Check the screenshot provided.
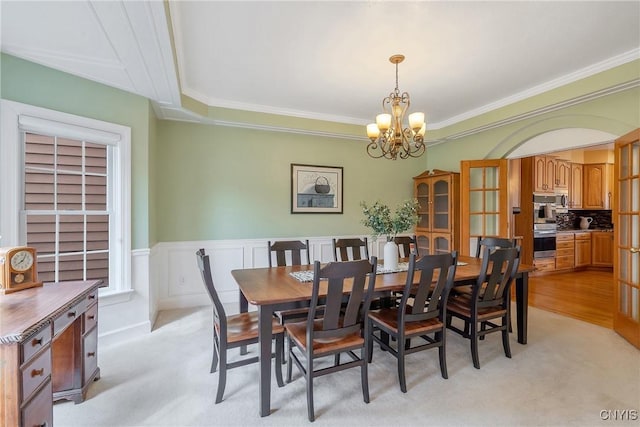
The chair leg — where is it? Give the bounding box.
[361,346,370,403]
[480,322,486,340]
[438,330,448,379]
[367,319,374,363]
[275,333,284,387]
[286,335,293,383]
[470,322,481,369]
[306,359,315,422]
[502,316,512,359]
[334,353,341,366]
[397,336,407,393]
[215,347,227,403]
[211,333,219,373]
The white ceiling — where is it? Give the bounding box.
[2,1,639,130]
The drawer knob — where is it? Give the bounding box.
[87,351,96,357]
[88,315,95,320]
[88,294,96,300]
[68,311,77,318]
[31,337,43,347]
[31,368,44,377]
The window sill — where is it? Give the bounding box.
[98,289,135,306]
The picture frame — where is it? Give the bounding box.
[291,164,343,214]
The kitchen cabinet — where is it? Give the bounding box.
[569,163,583,208]
[555,159,570,191]
[555,233,575,270]
[574,232,592,267]
[533,257,555,273]
[533,155,557,193]
[591,231,614,266]
[583,163,613,209]
[414,170,460,255]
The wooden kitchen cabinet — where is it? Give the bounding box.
[583,163,613,209]
[533,155,557,193]
[592,231,614,266]
[569,163,583,208]
[574,232,592,267]
[555,233,575,270]
[414,170,460,255]
[555,159,570,191]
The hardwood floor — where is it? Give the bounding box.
[527,269,614,329]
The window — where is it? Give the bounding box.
[1,100,131,297]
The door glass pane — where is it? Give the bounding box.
[470,168,483,189]
[632,287,639,321]
[470,214,483,235]
[434,179,448,195]
[620,249,628,281]
[434,213,448,229]
[485,214,499,235]
[434,236,449,254]
[619,283,628,315]
[417,183,429,197]
[633,215,639,248]
[620,216,629,246]
[470,191,483,212]
[633,178,639,211]
[485,167,499,187]
[620,144,629,177]
[485,190,499,211]
[620,180,629,211]
[633,142,639,175]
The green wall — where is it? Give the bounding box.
[1,53,152,249]
[155,121,426,241]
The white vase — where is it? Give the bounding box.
[383,241,399,270]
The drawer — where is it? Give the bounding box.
[556,247,574,257]
[22,379,53,427]
[53,299,86,335]
[21,326,52,364]
[556,241,574,250]
[21,346,51,402]
[83,326,98,382]
[84,303,98,333]
[575,233,591,240]
[85,288,98,305]
[556,233,574,242]
[534,258,555,271]
[556,256,575,269]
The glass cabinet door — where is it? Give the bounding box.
[432,178,450,231]
[416,182,431,231]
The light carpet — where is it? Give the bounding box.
[54,305,639,426]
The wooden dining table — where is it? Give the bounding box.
[231,255,533,417]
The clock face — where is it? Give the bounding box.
[11,250,34,272]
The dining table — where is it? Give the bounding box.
[231,254,533,417]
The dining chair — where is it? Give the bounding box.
[196,249,284,403]
[332,237,369,261]
[285,257,378,422]
[475,236,515,258]
[367,252,457,393]
[394,235,419,258]
[446,246,521,369]
[267,240,316,325]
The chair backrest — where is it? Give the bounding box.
[475,236,515,258]
[394,235,419,258]
[400,252,457,324]
[268,240,310,267]
[307,258,377,344]
[196,248,226,329]
[474,246,521,308]
[332,237,369,261]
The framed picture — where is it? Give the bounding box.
[291,164,343,214]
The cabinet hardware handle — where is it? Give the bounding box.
[68,311,76,318]
[631,247,640,254]
[87,352,96,357]
[31,337,43,347]
[88,315,95,320]
[88,294,96,300]
[31,368,44,377]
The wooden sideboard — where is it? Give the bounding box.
[0,280,102,426]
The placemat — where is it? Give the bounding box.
[289,262,410,283]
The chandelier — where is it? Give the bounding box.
[366,54,426,160]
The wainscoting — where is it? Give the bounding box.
[152,236,391,313]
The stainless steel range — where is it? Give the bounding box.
[533,223,557,258]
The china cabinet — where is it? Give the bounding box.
[413,170,460,255]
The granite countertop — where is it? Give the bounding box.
[557,229,614,233]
